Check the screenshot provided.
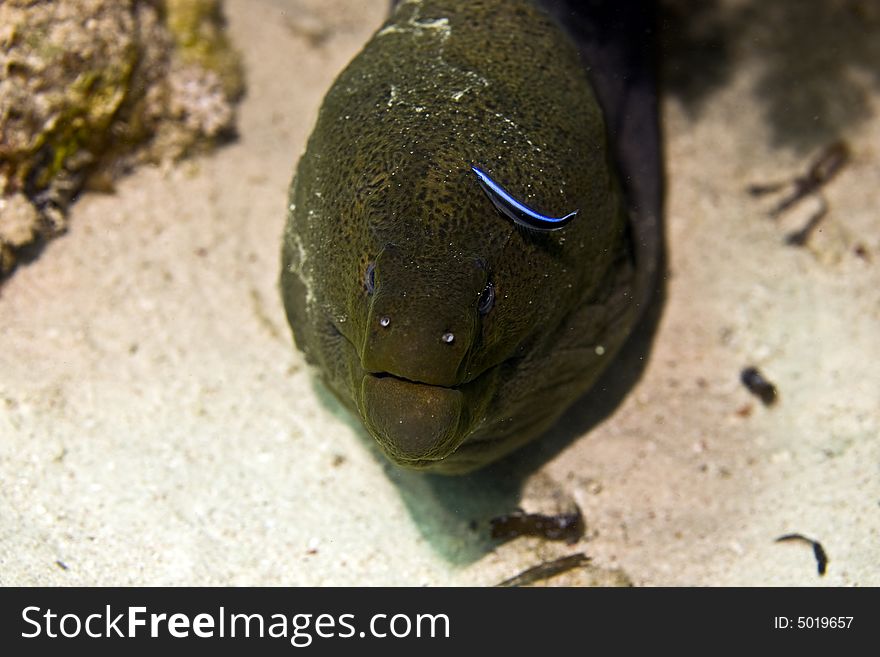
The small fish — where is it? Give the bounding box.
[281,0,662,473]
[471,166,578,231]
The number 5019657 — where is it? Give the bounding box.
[774,617,853,629]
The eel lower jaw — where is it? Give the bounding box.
[358,372,468,465]
[334,325,502,467]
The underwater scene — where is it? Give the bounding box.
[1,0,878,586]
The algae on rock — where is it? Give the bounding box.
[0,0,244,276]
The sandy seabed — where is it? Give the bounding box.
[1,0,878,586]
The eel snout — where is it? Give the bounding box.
[360,299,474,388]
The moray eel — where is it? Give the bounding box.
[281,0,662,474]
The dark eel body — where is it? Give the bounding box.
[281,0,662,474]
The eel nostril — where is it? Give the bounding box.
[441,332,455,344]
[379,315,391,328]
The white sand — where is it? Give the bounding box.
[1,0,877,586]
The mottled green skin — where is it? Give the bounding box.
[281,0,637,474]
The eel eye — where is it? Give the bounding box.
[477,281,495,315]
[364,263,376,295]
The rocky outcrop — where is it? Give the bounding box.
[0,0,244,276]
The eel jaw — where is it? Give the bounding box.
[359,373,467,467]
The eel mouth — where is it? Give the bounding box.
[359,373,466,466]
[333,321,503,467]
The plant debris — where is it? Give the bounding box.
[775,533,828,576]
[490,505,585,544]
[740,366,778,406]
[748,140,850,247]
[496,552,591,587]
